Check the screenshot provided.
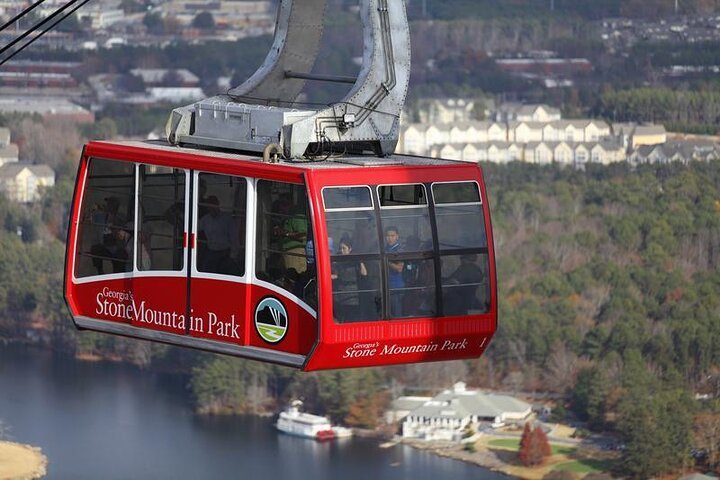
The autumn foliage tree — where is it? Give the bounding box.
[344,391,390,429]
[519,423,552,467]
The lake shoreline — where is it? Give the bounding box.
[400,438,514,477]
[0,441,47,480]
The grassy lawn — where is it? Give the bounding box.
[487,439,576,456]
[553,459,616,474]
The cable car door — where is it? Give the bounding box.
[69,159,190,337]
[129,164,190,336]
[186,171,250,346]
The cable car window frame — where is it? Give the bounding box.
[432,180,491,316]
[321,185,374,211]
[377,183,437,320]
[431,180,487,251]
[136,164,189,274]
[323,185,383,323]
[73,157,137,282]
[191,171,249,282]
[431,180,483,206]
[253,179,317,310]
[377,184,428,209]
[73,158,192,283]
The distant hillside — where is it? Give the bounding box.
[486,161,720,381]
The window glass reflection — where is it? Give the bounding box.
[75,158,135,278]
[196,173,246,276]
[441,254,490,315]
[256,180,315,306]
[138,165,186,272]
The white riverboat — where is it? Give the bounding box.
[276,401,352,440]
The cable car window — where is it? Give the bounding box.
[378,184,433,252]
[138,165,186,272]
[379,184,436,319]
[196,173,246,276]
[331,255,382,323]
[388,256,437,318]
[432,182,481,204]
[74,158,135,278]
[432,182,487,250]
[256,180,315,302]
[324,186,382,322]
[379,184,427,207]
[322,186,373,210]
[324,187,378,255]
[441,253,490,315]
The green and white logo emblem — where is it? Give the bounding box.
[255,297,288,344]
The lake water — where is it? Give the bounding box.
[0,343,510,479]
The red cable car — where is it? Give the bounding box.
[64,0,498,369]
[64,140,497,370]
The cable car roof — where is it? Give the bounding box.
[87,140,474,171]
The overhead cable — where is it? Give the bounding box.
[0,0,49,33]
[0,0,90,67]
[0,0,82,58]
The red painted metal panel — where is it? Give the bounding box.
[64,153,90,318]
[188,278,248,344]
[71,277,187,335]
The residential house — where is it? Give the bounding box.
[399,124,429,155]
[399,382,532,441]
[0,163,55,203]
[574,143,590,165]
[629,139,720,165]
[487,122,506,142]
[449,122,484,144]
[0,127,20,166]
[491,103,561,123]
[0,143,19,166]
[433,144,464,161]
[425,125,451,150]
[386,396,431,424]
[613,122,667,149]
[398,108,618,165]
[416,98,478,124]
[597,138,628,164]
[508,121,544,143]
[400,122,504,154]
[525,141,554,164]
[551,141,574,164]
[551,120,610,143]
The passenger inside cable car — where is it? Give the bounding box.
[321,181,491,324]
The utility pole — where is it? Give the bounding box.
[675,0,679,14]
[550,0,554,11]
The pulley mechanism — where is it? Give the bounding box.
[165,0,411,158]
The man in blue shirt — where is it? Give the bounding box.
[385,226,404,317]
